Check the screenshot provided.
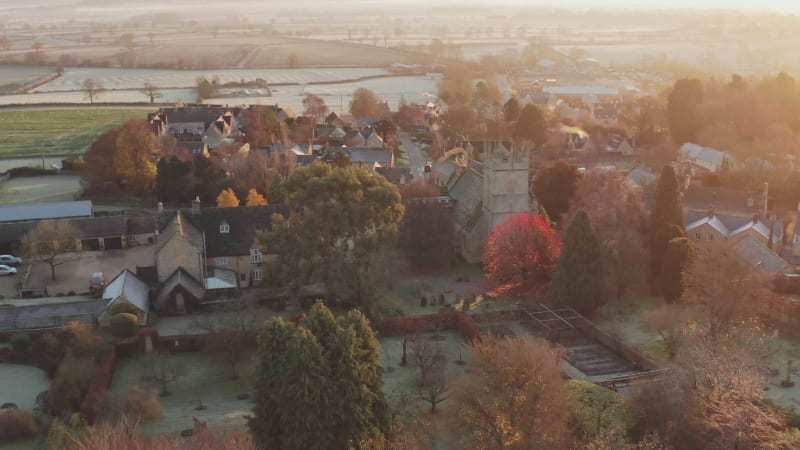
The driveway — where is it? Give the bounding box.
[23,244,156,296]
[399,132,427,179]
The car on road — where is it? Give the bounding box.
[0,265,17,276]
[424,161,433,173]
[0,255,22,267]
[89,272,105,296]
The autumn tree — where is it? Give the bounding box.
[350,87,384,118]
[241,106,280,148]
[533,160,580,227]
[513,103,547,146]
[442,105,481,140]
[140,82,161,104]
[216,188,240,207]
[250,303,390,449]
[680,247,767,341]
[245,188,268,206]
[660,237,693,303]
[563,169,649,300]
[482,213,561,297]
[438,63,472,105]
[643,305,693,358]
[667,78,704,144]
[20,219,77,281]
[447,336,574,450]
[503,96,520,122]
[113,119,157,195]
[398,180,452,267]
[82,78,105,104]
[81,128,120,187]
[549,210,606,313]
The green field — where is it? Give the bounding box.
[0,108,151,157]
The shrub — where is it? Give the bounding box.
[109,386,164,422]
[111,301,140,317]
[0,409,39,442]
[10,334,31,356]
[48,356,95,415]
[110,313,139,339]
[67,291,76,296]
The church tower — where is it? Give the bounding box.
[482,140,531,231]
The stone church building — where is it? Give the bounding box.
[446,141,533,262]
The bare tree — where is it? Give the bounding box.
[82,78,105,105]
[20,219,77,281]
[418,365,448,413]
[140,82,162,104]
[145,352,186,397]
[409,333,440,386]
[643,305,694,359]
[193,300,259,380]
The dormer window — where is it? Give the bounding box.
[220,222,230,234]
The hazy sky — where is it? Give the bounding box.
[486,0,800,13]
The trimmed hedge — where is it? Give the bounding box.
[79,346,117,425]
[379,311,480,342]
[109,313,138,339]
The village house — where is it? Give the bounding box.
[678,142,734,174]
[684,209,789,273]
[605,133,634,155]
[592,102,619,126]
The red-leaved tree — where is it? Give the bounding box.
[482,213,561,297]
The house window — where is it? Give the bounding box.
[707,233,713,241]
[252,270,263,281]
[694,232,701,240]
[706,248,712,254]
[220,223,230,234]
[215,257,228,266]
[240,273,247,282]
[250,248,263,263]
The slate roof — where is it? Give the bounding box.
[156,268,205,307]
[162,106,233,125]
[375,167,412,185]
[0,299,106,332]
[449,168,484,230]
[182,205,289,258]
[685,210,783,241]
[156,212,204,254]
[434,160,458,180]
[733,235,790,274]
[625,168,657,187]
[0,214,157,244]
[346,148,393,165]
[680,143,727,168]
[0,200,92,222]
[102,269,150,313]
[682,186,762,214]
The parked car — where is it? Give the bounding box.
[89,272,105,296]
[0,265,17,276]
[0,255,22,267]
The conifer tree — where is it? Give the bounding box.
[661,237,693,303]
[651,165,683,232]
[250,303,389,449]
[548,210,606,313]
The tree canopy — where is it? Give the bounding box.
[349,88,384,118]
[549,210,606,313]
[667,78,704,144]
[661,237,693,303]
[250,302,389,449]
[482,213,561,296]
[513,103,547,145]
[216,188,240,208]
[245,188,268,206]
[112,119,158,195]
[533,160,580,227]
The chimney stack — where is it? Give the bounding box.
[191,196,201,214]
[157,202,164,214]
[753,212,760,224]
[707,206,714,218]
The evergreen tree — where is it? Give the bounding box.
[250,303,389,450]
[651,165,683,232]
[513,103,547,146]
[661,237,694,303]
[267,175,287,204]
[651,224,686,278]
[549,210,606,313]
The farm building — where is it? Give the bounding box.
[97,270,151,327]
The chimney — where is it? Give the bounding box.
[707,206,714,218]
[157,202,164,214]
[191,196,201,214]
[753,212,760,224]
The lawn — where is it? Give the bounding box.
[108,352,254,435]
[0,108,150,157]
[0,364,49,411]
[593,296,667,362]
[0,174,81,204]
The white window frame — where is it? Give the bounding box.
[694,232,701,240]
[707,233,713,241]
[252,270,263,281]
[250,248,263,263]
[220,223,230,234]
[215,257,228,266]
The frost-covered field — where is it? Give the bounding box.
[32,67,389,92]
[0,364,49,411]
